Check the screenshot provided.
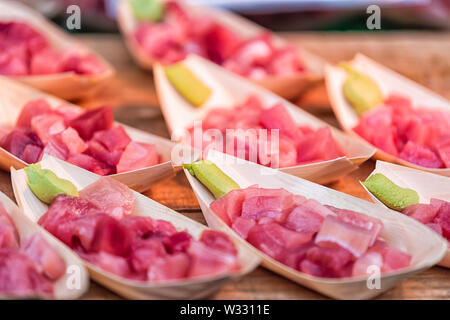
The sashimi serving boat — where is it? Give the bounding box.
[183,150,447,299]
[0,191,89,299]
[326,53,450,176]
[0,77,175,192]
[154,55,375,185]
[361,161,450,268]
[117,0,324,99]
[11,155,260,300]
[0,0,114,100]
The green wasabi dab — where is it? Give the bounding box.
[340,62,383,116]
[25,163,78,204]
[363,173,419,211]
[165,63,211,107]
[131,0,165,22]
[183,160,240,199]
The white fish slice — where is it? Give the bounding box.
[117,0,325,100]
[154,54,375,185]
[0,76,175,192]
[361,160,450,268]
[10,155,260,300]
[183,149,447,299]
[0,0,115,100]
[325,53,450,176]
[0,191,89,300]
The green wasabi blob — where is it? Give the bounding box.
[131,0,165,22]
[165,63,212,107]
[363,173,419,211]
[25,163,78,204]
[183,160,240,199]
[340,62,383,116]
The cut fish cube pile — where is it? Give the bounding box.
[210,185,411,278]
[0,22,104,76]
[38,177,241,282]
[134,1,304,78]
[0,203,66,298]
[0,99,161,175]
[354,94,450,168]
[402,198,450,241]
[188,95,345,168]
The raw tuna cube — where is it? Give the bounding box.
[21,234,66,280]
[81,251,131,278]
[0,203,19,249]
[231,217,256,239]
[369,240,412,272]
[306,245,354,272]
[59,127,87,155]
[210,186,257,225]
[352,251,383,277]
[226,33,274,71]
[315,215,373,257]
[335,209,383,246]
[272,135,297,168]
[187,241,239,278]
[259,103,298,139]
[69,106,113,140]
[433,200,450,240]
[268,47,303,76]
[66,153,113,176]
[1,129,39,159]
[91,126,131,153]
[31,114,66,144]
[402,203,439,224]
[153,220,177,238]
[436,135,450,168]
[200,230,237,255]
[202,22,240,64]
[55,104,84,125]
[148,253,190,282]
[241,191,295,223]
[201,108,234,131]
[89,214,131,256]
[63,53,105,75]
[129,238,167,274]
[163,231,192,254]
[247,223,312,260]
[21,144,42,164]
[399,141,443,168]
[16,99,52,128]
[30,48,64,75]
[299,259,329,278]
[41,135,69,161]
[283,203,324,235]
[87,140,124,167]
[120,216,155,240]
[0,250,53,297]
[79,177,135,219]
[296,127,344,163]
[116,141,160,173]
[281,241,313,270]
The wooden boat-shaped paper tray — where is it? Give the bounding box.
[0,77,175,192]
[184,150,447,299]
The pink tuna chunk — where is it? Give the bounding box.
[335,209,383,246]
[283,203,324,235]
[31,114,66,144]
[402,203,439,224]
[0,203,19,250]
[116,141,160,173]
[147,253,190,282]
[232,217,256,239]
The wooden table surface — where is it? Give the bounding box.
[2,32,449,300]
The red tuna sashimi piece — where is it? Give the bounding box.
[41,135,69,161]
[402,203,439,224]
[129,238,167,274]
[147,253,190,282]
[296,127,344,163]
[0,250,53,297]
[69,106,113,140]
[1,129,42,159]
[241,190,296,223]
[335,209,383,246]
[38,195,101,234]
[433,200,450,240]
[399,141,443,168]
[87,140,124,167]
[201,22,240,64]
[210,187,253,225]
[315,215,373,257]
[61,52,105,75]
[259,103,298,139]
[79,177,135,219]
[31,114,66,144]
[81,251,131,278]
[369,240,411,272]
[163,231,192,254]
[21,144,42,163]
[200,230,237,256]
[0,203,19,250]
[116,141,160,173]
[91,126,131,153]
[120,216,155,240]
[0,44,28,76]
[54,105,84,125]
[16,99,52,128]
[352,251,383,277]
[283,203,324,235]
[30,48,64,75]
[247,223,312,260]
[59,127,87,155]
[268,47,303,76]
[66,153,113,176]
[153,220,177,238]
[21,234,66,280]
[231,217,256,239]
[306,245,354,272]
[187,241,239,278]
[201,108,234,131]
[271,135,297,168]
[436,135,450,168]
